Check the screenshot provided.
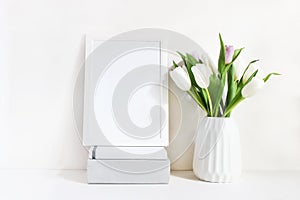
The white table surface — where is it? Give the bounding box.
[0,169,299,200]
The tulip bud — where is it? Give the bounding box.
[170,67,191,91]
[225,45,234,64]
[191,64,212,89]
[241,77,264,98]
[190,51,199,61]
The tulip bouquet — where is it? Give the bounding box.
[170,34,279,117]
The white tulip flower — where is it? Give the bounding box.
[170,66,191,91]
[191,64,212,89]
[241,77,264,98]
[242,64,264,84]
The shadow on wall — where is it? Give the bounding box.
[167,80,205,170]
[71,36,89,167]
[58,170,87,184]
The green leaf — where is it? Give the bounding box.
[231,48,244,63]
[177,51,187,66]
[244,69,258,85]
[178,52,195,85]
[208,74,225,117]
[223,63,232,73]
[198,88,209,114]
[263,72,281,82]
[223,93,245,117]
[224,48,244,67]
[225,64,237,116]
[223,61,264,117]
[172,61,178,68]
[235,69,258,97]
[186,53,198,66]
[239,59,259,83]
[199,88,208,106]
[185,61,199,90]
[188,87,208,114]
[224,74,252,116]
[220,99,225,113]
[218,33,226,75]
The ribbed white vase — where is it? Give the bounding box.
[193,117,241,183]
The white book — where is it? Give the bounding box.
[89,146,168,160]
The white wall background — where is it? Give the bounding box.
[0,0,299,170]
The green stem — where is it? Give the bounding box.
[220,99,225,113]
[187,90,208,114]
[192,87,206,108]
[194,86,208,112]
[213,75,226,117]
[222,96,245,117]
[225,65,236,117]
[204,88,213,116]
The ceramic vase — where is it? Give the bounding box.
[193,117,241,183]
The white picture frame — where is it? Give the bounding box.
[83,35,169,147]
